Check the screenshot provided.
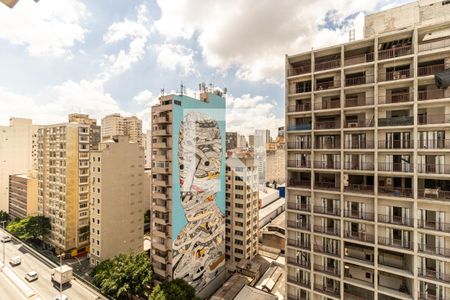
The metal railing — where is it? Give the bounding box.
[287,220,310,230]
[344,210,375,221]
[287,238,310,250]
[379,69,412,81]
[344,140,374,149]
[315,59,340,71]
[315,181,340,191]
[314,225,340,236]
[417,189,450,201]
[378,92,413,104]
[288,124,312,131]
[314,264,340,277]
[314,284,340,296]
[344,119,374,128]
[418,219,450,233]
[378,139,413,149]
[314,244,340,256]
[419,37,450,52]
[287,276,310,288]
[314,100,340,110]
[287,202,310,212]
[417,164,450,174]
[418,268,450,283]
[418,89,446,101]
[314,205,340,216]
[315,80,341,91]
[344,52,374,66]
[344,184,374,194]
[378,236,413,250]
[378,186,413,198]
[287,141,312,150]
[288,160,311,168]
[315,120,340,130]
[378,45,413,60]
[378,214,414,227]
[418,64,445,76]
[418,292,450,300]
[345,75,374,87]
[378,162,413,173]
[287,65,311,76]
[344,231,375,243]
[288,179,311,189]
[344,162,374,171]
[345,96,374,108]
[287,103,311,113]
[315,140,340,149]
[313,160,340,169]
[378,116,413,127]
[287,256,310,269]
[418,114,450,125]
[418,244,450,258]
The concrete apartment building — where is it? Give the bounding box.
[285,1,450,300]
[266,136,286,184]
[255,129,271,185]
[89,136,145,266]
[227,132,238,150]
[101,113,143,146]
[37,115,99,256]
[8,171,38,219]
[0,118,40,212]
[150,91,226,297]
[225,152,259,263]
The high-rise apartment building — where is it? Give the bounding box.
[37,115,99,256]
[225,151,259,263]
[0,118,40,212]
[150,91,226,297]
[101,114,143,146]
[285,1,450,299]
[255,129,271,185]
[237,134,247,149]
[8,171,38,219]
[89,136,145,266]
[226,132,238,150]
[266,139,286,184]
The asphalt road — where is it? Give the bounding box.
[0,229,104,300]
[0,270,26,300]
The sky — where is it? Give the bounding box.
[0,0,414,137]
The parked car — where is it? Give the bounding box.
[0,235,11,243]
[25,271,38,282]
[53,295,69,300]
[9,256,21,266]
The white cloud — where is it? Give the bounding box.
[133,89,156,105]
[0,0,88,57]
[155,0,409,83]
[155,43,197,75]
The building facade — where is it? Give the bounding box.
[8,171,38,219]
[101,113,143,146]
[225,152,259,263]
[89,136,145,265]
[150,91,226,295]
[285,1,450,300]
[227,132,238,150]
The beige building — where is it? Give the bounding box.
[37,115,99,256]
[266,137,286,184]
[226,152,260,263]
[285,1,450,300]
[8,171,38,219]
[0,118,40,212]
[89,136,145,265]
[101,113,143,146]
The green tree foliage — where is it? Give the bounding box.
[0,211,10,223]
[92,252,153,299]
[149,279,198,300]
[144,210,151,224]
[7,216,51,241]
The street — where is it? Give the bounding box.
[0,229,104,300]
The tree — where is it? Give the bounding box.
[6,216,51,241]
[0,211,9,224]
[149,279,198,300]
[92,252,153,299]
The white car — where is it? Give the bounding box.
[9,256,21,266]
[25,271,38,282]
[53,295,70,300]
[0,235,11,243]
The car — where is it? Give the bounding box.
[53,295,69,300]
[9,256,21,266]
[25,271,38,282]
[0,235,11,243]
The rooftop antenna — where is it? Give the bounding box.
[180,82,186,96]
[160,88,165,96]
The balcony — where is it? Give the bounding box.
[418,89,446,101]
[344,140,374,149]
[313,160,340,170]
[344,162,374,171]
[418,244,450,258]
[379,69,412,82]
[417,164,450,175]
[287,220,310,231]
[344,119,374,128]
[315,181,340,191]
[418,293,450,300]
[378,186,413,198]
[287,276,310,289]
[315,58,340,72]
[378,139,413,150]
[287,238,310,250]
[378,93,413,104]
[344,184,374,194]
[378,236,413,250]
[315,140,340,150]
[345,96,374,108]
[418,219,450,233]
[314,264,340,277]
[287,202,310,212]
[314,225,340,236]
[314,283,340,298]
[418,268,450,284]
[378,116,413,127]
[418,64,445,76]
[314,244,340,256]
[378,214,414,227]
[344,231,375,243]
[378,45,413,60]
[344,52,374,66]
[315,80,341,91]
[287,256,310,269]
[288,160,311,168]
[288,64,311,76]
[344,210,375,221]
[288,179,311,189]
[419,37,450,52]
[417,188,450,202]
[345,74,374,87]
[288,103,311,113]
[288,123,312,131]
[153,129,168,136]
[418,114,450,125]
[378,162,413,173]
[314,99,340,110]
[314,205,340,216]
[315,120,340,130]
[287,141,311,150]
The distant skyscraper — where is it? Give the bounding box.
[226,132,238,150]
[236,134,247,149]
[248,135,255,148]
[254,129,270,185]
[101,113,143,146]
[278,126,285,137]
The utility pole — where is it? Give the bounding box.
[58,253,63,298]
[1,221,6,267]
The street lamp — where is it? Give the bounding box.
[0,220,6,268]
[57,253,64,299]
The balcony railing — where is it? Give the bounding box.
[344,119,374,128]
[344,52,374,66]
[417,164,450,174]
[418,64,446,76]
[418,292,450,300]
[288,124,312,131]
[344,184,374,194]
[379,69,412,81]
[344,140,374,149]
[314,100,340,110]
[314,205,340,216]
[289,86,312,94]
[378,140,413,149]
[378,162,413,173]
[287,103,311,113]
[315,181,340,191]
[378,214,414,227]
[378,93,413,104]
[418,244,450,258]
[287,276,310,288]
[315,141,340,149]
[314,244,340,256]
[314,264,340,277]
[418,114,450,125]
[344,210,375,221]
[378,116,413,127]
[344,291,368,300]
[287,238,310,250]
[287,202,310,212]
[288,160,311,168]
[418,219,450,233]
[418,89,446,101]
[418,268,450,283]
[315,80,341,91]
[344,162,374,171]
[287,141,311,150]
[378,45,413,60]
[345,75,374,87]
[287,220,310,231]
[287,256,310,269]
[378,186,413,198]
[315,59,340,72]
[378,236,413,250]
[288,65,311,76]
[344,231,375,243]
[417,189,450,201]
[315,120,340,130]
[314,284,340,297]
[313,161,340,169]
[314,225,340,236]
[419,38,450,52]
[345,96,374,108]
[288,179,311,189]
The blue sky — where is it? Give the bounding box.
[0,0,413,136]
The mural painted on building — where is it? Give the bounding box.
[172,111,225,290]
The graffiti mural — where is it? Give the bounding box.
[172,111,225,290]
